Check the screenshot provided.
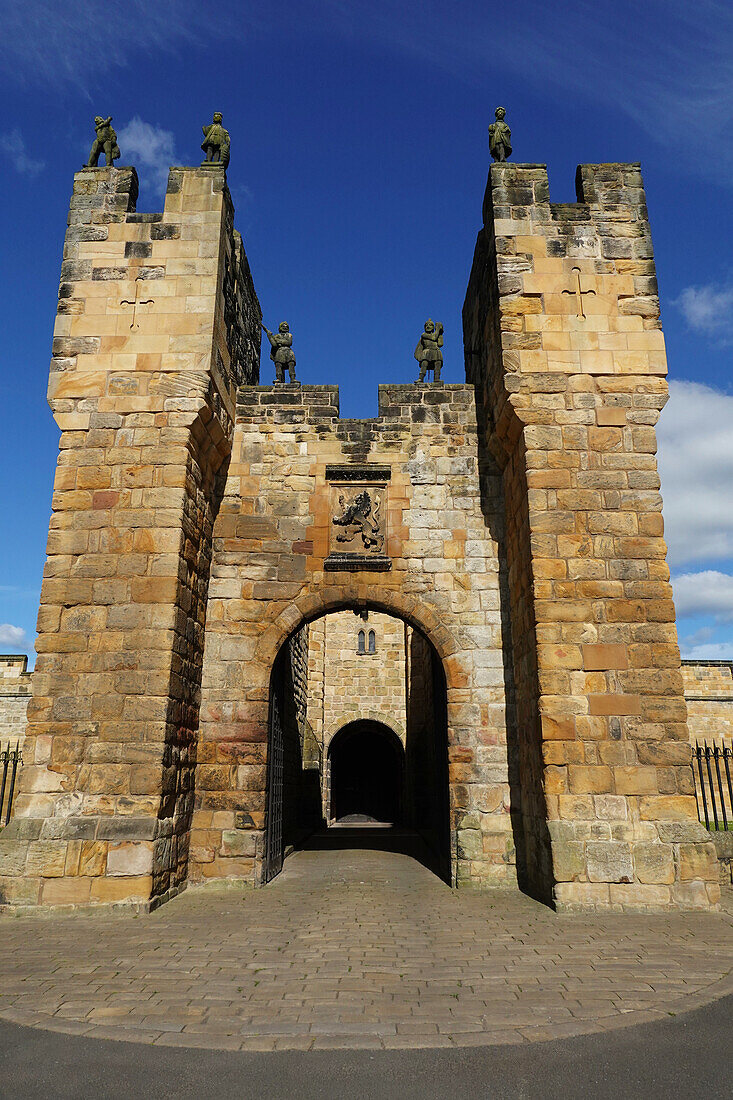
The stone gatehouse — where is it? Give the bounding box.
[0,156,720,912]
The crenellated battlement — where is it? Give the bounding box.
[235,383,476,430]
[51,165,261,433]
[466,161,666,447]
[483,162,649,227]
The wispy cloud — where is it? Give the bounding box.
[0,624,28,650]
[1,0,240,87]
[0,130,45,177]
[657,380,733,566]
[675,282,733,345]
[318,0,733,175]
[7,0,733,182]
[116,118,177,194]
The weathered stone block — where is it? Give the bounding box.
[586,841,633,883]
[678,843,718,882]
[633,843,674,884]
[106,842,153,877]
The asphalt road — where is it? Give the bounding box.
[1,994,731,1099]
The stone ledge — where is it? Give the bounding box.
[323,555,392,572]
[325,465,391,482]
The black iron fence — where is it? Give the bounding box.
[0,742,22,826]
[693,740,733,831]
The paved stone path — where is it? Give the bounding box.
[0,839,731,1051]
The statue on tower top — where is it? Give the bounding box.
[489,106,512,163]
[414,319,444,382]
[201,112,230,169]
[85,116,120,168]
[261,320,297,384]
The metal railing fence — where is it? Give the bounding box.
[0,742,22,826]
[693,740,733,831]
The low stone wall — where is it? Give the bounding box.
[712,832,733,886]
[0,655,32,752]
[682,660,733,747]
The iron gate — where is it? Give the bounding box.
[263,683,284,884]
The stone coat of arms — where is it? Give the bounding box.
[332,489,384,553]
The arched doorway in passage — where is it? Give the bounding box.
[262,604,452,886]
[328,720,404,825]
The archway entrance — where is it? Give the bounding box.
[328,720,404,824]
[263,606,451,885]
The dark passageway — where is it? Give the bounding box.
[329,720,404,824]
[264,608,452,886]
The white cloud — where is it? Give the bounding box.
[672,571,733,623]
[680,642,733,661]
[675,282,733,344]
[116,118,177,193]
[657,381,733,567]
[0,624,28,650]
[0,130,45,177]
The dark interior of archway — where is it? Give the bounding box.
[330,721,403,824]
[264,609,451,885]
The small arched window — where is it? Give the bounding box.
[368,630,376,654]
[357,630,366,654]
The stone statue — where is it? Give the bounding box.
[85,116,120,168]
[261,321,297,383]
[489,106,512,163]
[414,319,444,382]
[201,112,230,169]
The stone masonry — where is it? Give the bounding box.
[682,660,733,747]
[463,161,719,909]
[307,611,408,748]
[191,381,511,890]
[307,610,408,820]
[0,155,720,911]
[0,165,261,908]
[0,656,32,752]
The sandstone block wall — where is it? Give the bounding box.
[0,165,261,908]
[405,625,452,879]
[464,162,719,909]
[0,656,32,753]
[195,382,513,890]
[307,610,408,821]
[307,611,407,747]
[682,661,733,748]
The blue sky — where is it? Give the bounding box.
[1,1,733,665]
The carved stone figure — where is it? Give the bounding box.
[85,116,120,168]
[414,319,444,382]
[261,321,297,383]
[333,490,384,552]
[489,106,512,162]
[201,112,230,169]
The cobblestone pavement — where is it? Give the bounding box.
[0,837,731,1051]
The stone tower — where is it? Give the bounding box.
[0,165,261,906]
[0,155,719,912]
[463,162,719,909]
